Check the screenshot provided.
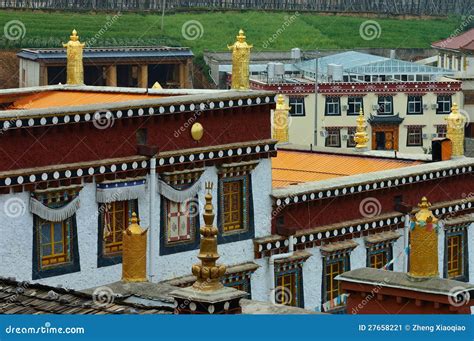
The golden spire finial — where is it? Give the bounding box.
[228,29,252,90]
[354,108,369,150]
[122,212,148,282]
[63,29,85,85]
[273,94,291,143]
[446,102,465,157]
[152,81,163,89]
[408,197,439,280]
[191,182,226,291]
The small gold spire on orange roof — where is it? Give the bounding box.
[354,108,369,150]
[63,29,85,85]
[122,212,148,282]
[228,29,252,90]
[152,81,163,89]
[446,102,465,157]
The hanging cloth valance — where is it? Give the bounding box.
[157,179,201,202]
[30,196,80,222]
[96,179,146,203]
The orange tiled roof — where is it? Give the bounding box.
[272,150,422,188]
[8,91,163,110]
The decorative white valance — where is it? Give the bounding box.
[30,196,80,222]
[96,179,146,203]
[157,179,201,203]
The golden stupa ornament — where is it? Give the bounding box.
[228,29,252,90]
[63,29,85,85]
[446,103,465,157]
[272,94,291,143]
[354,108,369,150]
[408,197,440,280]
[191,182,226,291]
[122,212,148,282]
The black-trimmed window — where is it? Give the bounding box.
[436,125,447,138]
[289,97,305,116]
[407,126,423,146]
[437,95,452,114]
[377,96,393,115]
[444,226,468,282]
[407,95,423,115]
[98,199,138,267]
[322,254,350,312]
[218,174,254,244]
[32,191,81,280]
[367,244,393,270]
[325,97,341,116]
[347,97,363,115]
[274,265,304,308]
[160,193,200,256]
[325,128,341,148]
[346,127,356,148]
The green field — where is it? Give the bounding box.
[0,10,464,55]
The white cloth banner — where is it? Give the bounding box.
[96,181,146,203]
[29,196,80,222]
[157,179,201,202]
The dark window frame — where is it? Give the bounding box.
[274,265,304,308]
[347,97,364,115]
[321,253,350,312]
[289,97,305,117]
[407,95,423,115]
[437,95,452,114]
[406,126,423,147]
[217,174,254,245]
[377,95,393,115]
[325,96,341,116]
[444,227,469,282]
[366,244,393,270]
[346,127,357,148]
[32,214,80,280]
[325,128,341,148]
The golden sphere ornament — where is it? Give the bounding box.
[191,122,204,141]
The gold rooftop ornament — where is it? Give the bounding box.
[228,29,252,90]
[408,197,440,280]
[63,29,85,85]
[122,212,148,282]
[272,94,291,143]
[446,103,465,157]
[354,108,369,150]
[191,182,227,291]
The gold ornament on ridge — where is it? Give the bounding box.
[63,29,85,85]
[228,29,252,90]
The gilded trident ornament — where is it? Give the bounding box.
[446,103,465,157]
[228,29,252,90]
[354,108,369,149]
[63,29,85,85]
[191,182,226,291]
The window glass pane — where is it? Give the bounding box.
[41,223,51,243]
[42,244,52,257]
[53,222,63,242]
[54,243,64,254]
